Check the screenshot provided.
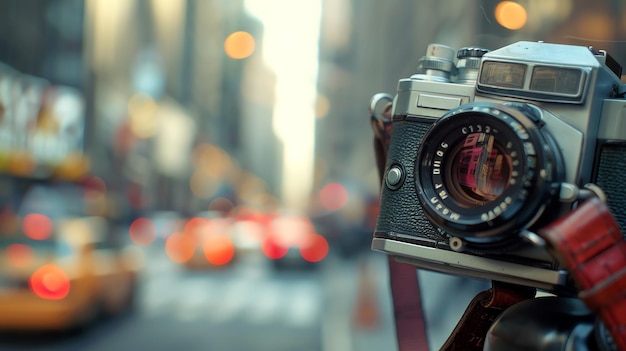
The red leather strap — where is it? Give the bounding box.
[539,197,626,350]
[388,256,429,351]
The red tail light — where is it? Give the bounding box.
[29,264,71,300]
[203,236,235,265]
[262,236,288,260]
[300,234,329,262]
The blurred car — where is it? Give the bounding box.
[263,212,329,270]
[0,215,141,331]
[0,181,142,332]
[173,211,237,270]
[166,209,330,270]
[231,208,272,258]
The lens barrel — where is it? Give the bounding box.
[415,102,563,249]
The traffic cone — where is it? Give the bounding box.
[352,258,380,331]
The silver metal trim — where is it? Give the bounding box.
[372,238,570,291]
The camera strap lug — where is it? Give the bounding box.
[520,230,546,247]
[369,93,394,143]
[558,182,607,203]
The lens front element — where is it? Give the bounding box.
[451,131,513,205]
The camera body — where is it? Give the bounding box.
[372,41,626,293]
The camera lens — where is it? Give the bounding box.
[416,102,563,247]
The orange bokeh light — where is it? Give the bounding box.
[203,236,235,266]
[320,183,349,211]
[224,31,255,59]
[22,213,53,240]
[165,232,195,263]
[29,264,71,300]
[128,217,157,246]
[184,217,212,237]
[495,1,527,30]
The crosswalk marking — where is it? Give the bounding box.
[246,282,283,324]
[136,248,326,328]
[174,279,220,321]
[205,279,252,323]
[139,269,322,328]
[284,281,321,327]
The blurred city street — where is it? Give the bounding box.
[0,1,625,351]
[0,246,397,351]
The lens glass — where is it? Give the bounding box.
[447,132,512,206]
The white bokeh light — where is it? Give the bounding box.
[244,0,322,210]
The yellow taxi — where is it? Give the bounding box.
[0,210,142,331]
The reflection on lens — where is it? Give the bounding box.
[450,132,512,205]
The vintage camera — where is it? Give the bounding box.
[371,41,626,293]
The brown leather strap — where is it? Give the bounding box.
[440,281,536,351]
[372,101,429,351]
[539,197,626,350]
[371,104,393,178]
[388,256,429,351]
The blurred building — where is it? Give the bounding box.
[0,1,85,88]
[83,0,268,216]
